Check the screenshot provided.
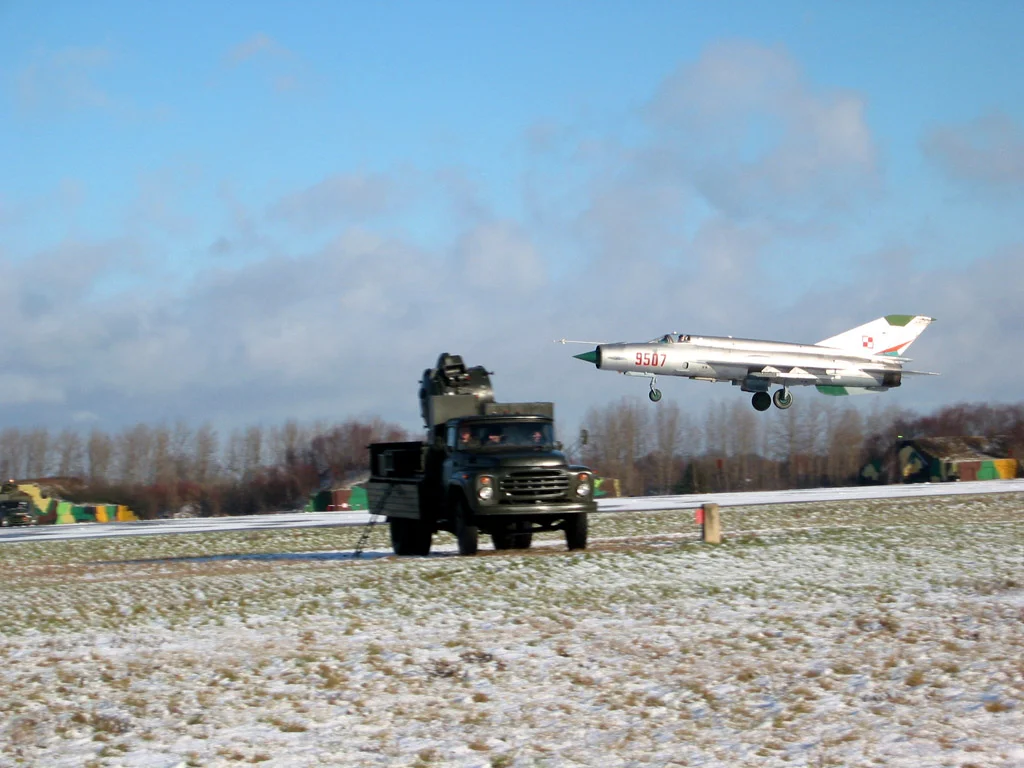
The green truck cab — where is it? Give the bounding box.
[0,482,36,527]
[367,353,596,556]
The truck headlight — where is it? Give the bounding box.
[575,473,591,497]
[477,476,494,501]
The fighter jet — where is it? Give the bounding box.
[561,315,937,411]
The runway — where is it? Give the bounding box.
[3,478,1023,544]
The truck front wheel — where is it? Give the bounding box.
[454,497,479,555]
[564,513,588,551]
[491,520,533,551]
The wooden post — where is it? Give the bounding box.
[702,503,721,544]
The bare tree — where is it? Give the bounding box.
[169,421,194,481]
[268,420,306,467]
[223,429,244,480]
[652,401,683,494]
[826,405,865,485]
[725,400,761,489]
[0,428,26,480]
[54,429,86,477]
[580,398,651,495]
[243,425,264,477]
[117,424,153,485]
[193,423,219,483]
[87,429,114,484]
[150,424,176,486]
[24,428,51,478]
[704,401,727,460]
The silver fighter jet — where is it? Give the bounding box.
[562,315,937,411]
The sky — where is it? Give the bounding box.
[2,1,1024,437]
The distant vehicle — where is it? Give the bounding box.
[367,353,597,556]
[563,315,937,411]
[0,482,37,527]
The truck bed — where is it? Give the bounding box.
[368,441,428,520]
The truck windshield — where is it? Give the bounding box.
[459,422,554,449]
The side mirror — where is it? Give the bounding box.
[555,441,564,451]
[579,428,589,447]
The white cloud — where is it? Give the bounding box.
[647,41,878,216]
[220,33,313,96]
[923,111,1024,187]
[224,34,289,67]
[457,222,547,294]
[268,172,411,231]
[0,374,65,406]
[576,176,690,266]
[15,46,114,113]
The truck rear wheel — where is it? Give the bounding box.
[564,513,588,550]
[454,497,478,556]
[390,518,433,556]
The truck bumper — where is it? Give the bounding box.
[472,501,596,517]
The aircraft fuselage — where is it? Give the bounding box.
[594,335,903,391]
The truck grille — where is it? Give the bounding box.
[500,469,568,501]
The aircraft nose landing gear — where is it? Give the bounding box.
[649,377,662,402]
[773,388,793,410]
[751,391,771,411]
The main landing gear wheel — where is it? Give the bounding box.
[751,391,771,411]
[773,388,793,410]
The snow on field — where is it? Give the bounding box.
[1,495,1022,767]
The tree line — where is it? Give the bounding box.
[0,419,408,518]
[577,399,1024,496]
[2,400,1020,517]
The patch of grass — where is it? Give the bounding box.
[904,669,926,687]
[984,700,1013,713]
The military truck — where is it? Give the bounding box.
[367,353,597,556]
[0,482,37,527]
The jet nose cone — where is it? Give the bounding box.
[573,350,598,365]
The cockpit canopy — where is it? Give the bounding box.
[649,333,691,344]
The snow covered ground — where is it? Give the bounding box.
[1,493,1022,767]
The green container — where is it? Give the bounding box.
[348,487,368,510]
[56,501,75,525]
[72,505,96,522]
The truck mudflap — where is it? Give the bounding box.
[366,479,420,520]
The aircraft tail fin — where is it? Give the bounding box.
[816,315,935,357]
